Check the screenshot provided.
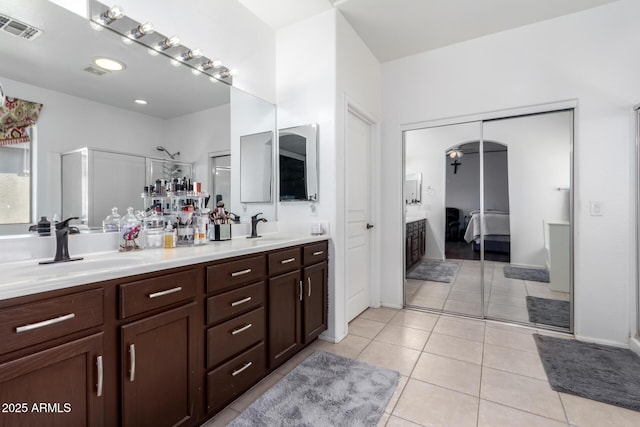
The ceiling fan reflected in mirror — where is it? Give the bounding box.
[446,148,464,159]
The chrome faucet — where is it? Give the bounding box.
[39,217,84,264]
[248,213,267,238]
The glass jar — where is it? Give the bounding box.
[143,211,164,249]
[120,207,142,251]
[102,207,121,233]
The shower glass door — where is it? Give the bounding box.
[404,109,573,331]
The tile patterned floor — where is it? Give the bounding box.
[203,307,640,427]
[406,260,570,324]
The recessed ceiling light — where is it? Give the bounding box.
[92,57,126,71]
[134,99,148,105]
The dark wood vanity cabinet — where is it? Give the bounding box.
[0,289,105,427]
[0,239,328,426]
[406,219,426,268]
[118,268,199,427]
[204,254,268,414]
[268,241,328,369]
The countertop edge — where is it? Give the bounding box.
[0,234,329,301]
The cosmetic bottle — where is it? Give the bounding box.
[164,224,176,248]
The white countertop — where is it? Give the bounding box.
[0,233,329,301]
[406,216,427,224]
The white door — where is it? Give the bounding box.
[346,109,372,321]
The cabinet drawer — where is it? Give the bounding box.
[207,307,265,368]
[207,255,266,294]
[0,288,103,354]
[207,342,266,413]
[207,281,265,325]
[303,241,328,265]
[119,269,197,319]
[268,247,302,276]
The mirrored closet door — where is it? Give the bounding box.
[404,109,573,331]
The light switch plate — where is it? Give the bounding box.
[589,201,604,216]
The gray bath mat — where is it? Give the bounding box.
[534,334,640,411]
[526,296,570,328]
[504,265,549,282]
[407,259,459,283]
[228,351,400,426]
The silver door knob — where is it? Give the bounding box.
[366,223,374,229]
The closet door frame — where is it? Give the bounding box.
[401,100,575,332]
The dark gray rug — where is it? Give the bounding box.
[504,265,549,282]
[534,334,640,411]
[407,259,459,283]
[526,296,570,328]
[228,351,400,426]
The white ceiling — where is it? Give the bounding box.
[238,0,621,62]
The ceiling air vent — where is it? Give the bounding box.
[0,13,43,41]
[83,65,108,76]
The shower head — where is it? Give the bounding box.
[156,146,180,160]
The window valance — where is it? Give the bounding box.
[0,97,43,146]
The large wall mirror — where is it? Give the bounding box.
[0,0,276,234]
[404,109,573,332]
[278,124,319,202]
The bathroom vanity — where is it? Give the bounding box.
[0,234,328,427]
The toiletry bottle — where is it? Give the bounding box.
[164,224,176,248]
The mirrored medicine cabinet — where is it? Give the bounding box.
[278,124,319,202]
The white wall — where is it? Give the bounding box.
[276,10,339,338]
[335,11,383,324]
[113,0,276,103]
[230,88,277,222]
[164,103,230,206]
[381,0,640,346]
[275,9,381,341]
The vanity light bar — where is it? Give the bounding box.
[88,0,234,85]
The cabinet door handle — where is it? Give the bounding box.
[231,361,253,377]
[280,257,296,264]
[15,313,76,333]
[299,281,303,302]
[312,251,324,256]
[231,268,252,277]
[149,286,182,299]
[129,344,136,382]
[231,323,252,335]
[231,296,252,307]
[308,277,312,297]
[96,355,104,397]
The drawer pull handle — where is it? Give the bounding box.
[96,355,104,397]
[129,344,136,382]
[299,281,303,302]
[231,323,253,335]
[231,296,252,307]
[312,251,324,256]
[231,361,253,377]
[280,257,296,264]
[15,313,75,333]
[308,277,312,297]
[231,268,252,277]
[149,286,182,299]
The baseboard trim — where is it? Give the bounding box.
[629,336,640,356]
[574,334,628,349]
